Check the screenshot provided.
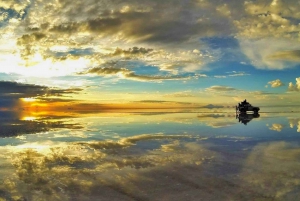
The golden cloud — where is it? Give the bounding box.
[268,79,285,88]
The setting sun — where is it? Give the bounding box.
[21,98,36,102]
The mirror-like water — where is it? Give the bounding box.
[0,109,299,200]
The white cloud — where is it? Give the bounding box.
[234,0,300,40]
[0,0,233,79]
[205,85,237,93]
[214,75,226,78]
[0,0,299,80]
[288,77,300,91]
[239,38,300,70]
[268,79,285,88]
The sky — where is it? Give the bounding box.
[1,0,300,111]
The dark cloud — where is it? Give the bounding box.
[79,67,190,82]
[109,47,153,57]
[87,11,226,43]
[16,32,47,59]
[43,0,231,44]
[268,50,300,62]
[0,81,83,99]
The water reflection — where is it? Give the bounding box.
[197,113,237,128]
[0,111,83,137]
[289,118,300,132]
[236,113,260,125]
[0,110,299,200]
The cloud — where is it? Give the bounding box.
[79,67,191,82]
[0,0,29,13]
[43,0,231,44]
[228,71,250,77]
[233,0,300,70]
[288,77,300,91]
[214,75,226,78]
[108,47,153,57]
[234,1,300,40]
[0,81,82,99]
[0,81,83,111]
[1,0,300,83]
[268,79,285,88]
[213,71,250,78]
[0,0,232,78]
[268,50,300,62]
[239,38,300,70]
[205,85,237,93]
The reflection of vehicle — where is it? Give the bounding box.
[236,99,260,114]
[236,113,260,125]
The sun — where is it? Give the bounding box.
[21,98,36,102]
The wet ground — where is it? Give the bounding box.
[0,108,299,200]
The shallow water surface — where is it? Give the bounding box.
[0,110,299,200]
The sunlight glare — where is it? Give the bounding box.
[21,98,36,102]
[21,116,37,121]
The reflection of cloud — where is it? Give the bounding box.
[2,134,217,200]
[241,141,300,200]
[289,118,300,132]
[0,111,83,137]
[202,104,224,109]
[206,122,237,128]
[198,114,237,128]
[267,79,285,88]
[268,123,284,132]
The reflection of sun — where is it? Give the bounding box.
[21,116,36,121]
